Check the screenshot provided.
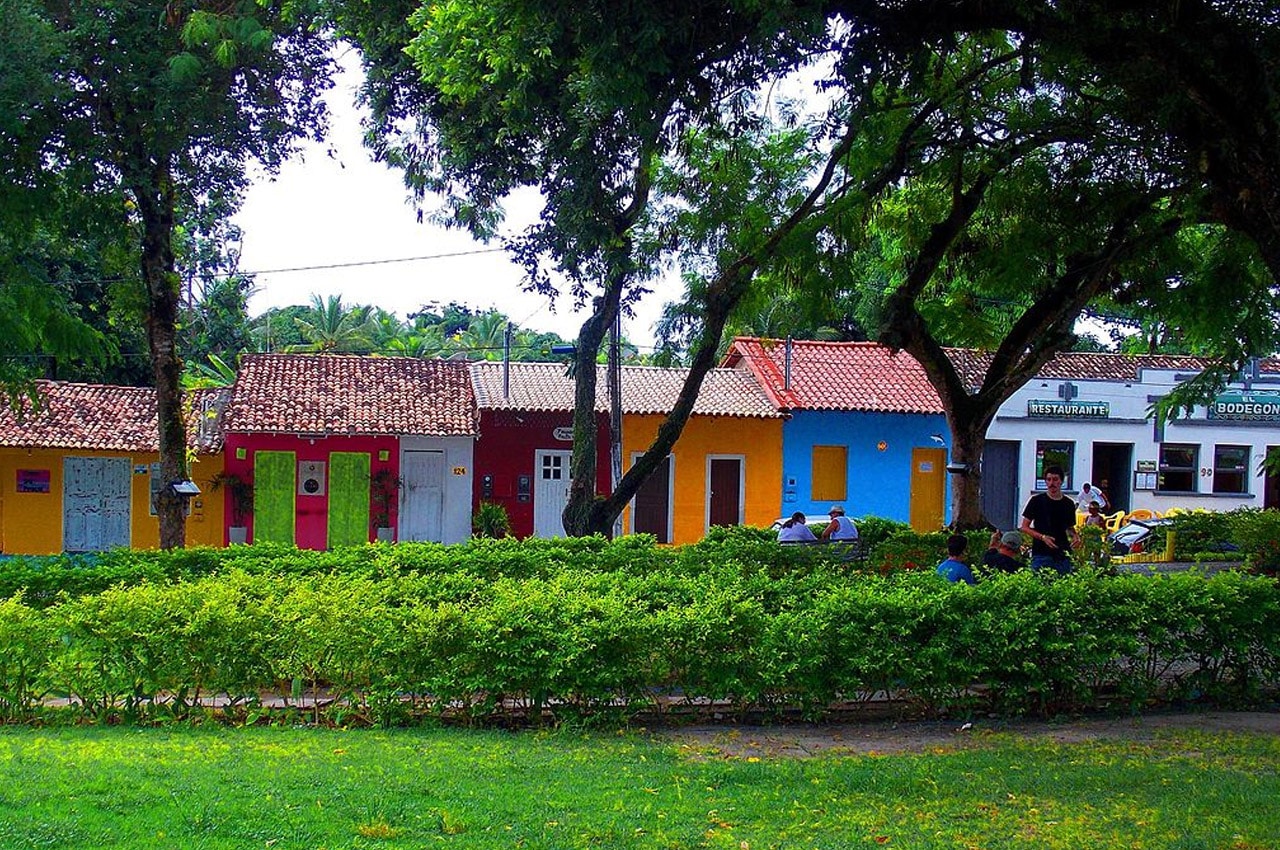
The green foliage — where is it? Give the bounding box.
[471,501,511,538]
[0,537,1274,725]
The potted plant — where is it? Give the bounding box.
[210,471,253,544]
[370,467,401,542]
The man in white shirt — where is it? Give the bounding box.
[821,505,859,541]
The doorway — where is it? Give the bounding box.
[980,440,1020,531]
[909,447,947,531]
[707,456,744,529]
[631,454,673,543]
[63,456,131,552]
[1091,443,1133,514]
[400,450,445,542]
[533,449,573,538]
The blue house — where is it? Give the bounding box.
[723,338,951,530]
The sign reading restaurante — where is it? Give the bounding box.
[1027,400,1110,419]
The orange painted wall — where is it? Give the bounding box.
[0,449,225,554]
[622,415,783,544]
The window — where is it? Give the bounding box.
[1034,441,1074,490]
[1213,444,1250,494]
[1157,444,1199,493]
[148,462,192,516]
[811,445,847,502]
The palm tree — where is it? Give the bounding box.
[451,310,509,360]
[288,294,376,354]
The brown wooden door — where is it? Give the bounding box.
[708,457,743,528]
[633,455,672,543]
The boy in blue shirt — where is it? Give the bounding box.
[936,534,977,585]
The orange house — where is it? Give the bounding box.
[0,382,227,554]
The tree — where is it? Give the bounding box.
[335,0,839,534]
[337,0,1280,532]
[9,0,334,546]
[288,294,377,354]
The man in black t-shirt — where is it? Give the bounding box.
[1019,465,1079,575]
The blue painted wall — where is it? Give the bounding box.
[781,410,951,523]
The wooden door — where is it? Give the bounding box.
[632,455,672,543]
[401,450,445,542]
[63,456,130,552]
[533,450,572,538]
[327,452,371,547]
[253,451,296,544]
[707,456,743,529]
[909,447,946,532]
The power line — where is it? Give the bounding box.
[244,247,507,276]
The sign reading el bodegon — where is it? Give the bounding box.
[1210,391,1280,420]
[1027,400,1109,419]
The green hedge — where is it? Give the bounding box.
[1,562,1276,726]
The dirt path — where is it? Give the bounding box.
[662,710,1280,759]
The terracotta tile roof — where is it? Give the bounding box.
[470,362,782,418]
[0,382,228,453]
[722,338,946,414]
[947,349,1280,390]
[227,354,477,436]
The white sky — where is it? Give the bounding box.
[233,51,675,349]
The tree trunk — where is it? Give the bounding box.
[947,416,992,530]
[561,269,623,537]
[132,161,188,549]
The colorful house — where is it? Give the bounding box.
[0,381,228,553]
[223,354,477,548]
[723,338,951,530]
[470,361,783,542]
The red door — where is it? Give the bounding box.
[633,456,672,543]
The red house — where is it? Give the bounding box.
[223,354,478,548]
[469,362,611,538]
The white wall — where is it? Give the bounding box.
[987,367,1278,515]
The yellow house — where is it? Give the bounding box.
[0,382,227,554]
[617,367,784,544]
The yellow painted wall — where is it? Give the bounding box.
[622,415,783,545]
[0,449,225,554]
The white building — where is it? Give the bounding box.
[970,352,1280,530]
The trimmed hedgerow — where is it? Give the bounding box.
[0,561,1275,726]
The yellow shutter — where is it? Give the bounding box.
[811,445,847,501]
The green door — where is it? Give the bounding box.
[253,451,296,544]
[328,452,371,547]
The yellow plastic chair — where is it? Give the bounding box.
[1104,511,1126,533]
[1075,511,1088,529]
[1162,507,1187,517]
[1126,509,1157,522]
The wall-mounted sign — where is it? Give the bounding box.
[1136,460,1157,472]
[16,469,49,493]
[1027,400,1110,418]
[452,466,467,476]
[552,426,574,442]
[1209,391,1280,420]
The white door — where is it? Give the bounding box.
[63,456,131,552]
[533,450,573,538]
[400,450,444,542]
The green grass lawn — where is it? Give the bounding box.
[0,724,1275,849]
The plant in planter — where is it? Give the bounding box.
[210,471,253,544]
[370,467,402,542]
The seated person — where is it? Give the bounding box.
[777,511,818,543]
[982,530,1027,573]
[937,534,977,584]
[1083,501,1107,528]
[821,505,859,541]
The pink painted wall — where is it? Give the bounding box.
[222,433,399,549]
[472,410,610,538]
